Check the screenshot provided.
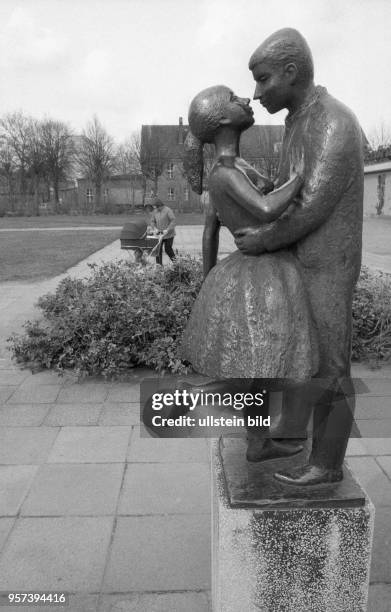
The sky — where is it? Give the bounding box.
[0,0,389,143]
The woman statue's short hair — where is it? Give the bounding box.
[184,85,231,194]
[188,85,231,143]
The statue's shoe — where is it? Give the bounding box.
[273,464,343,486]
[246,438,303,463]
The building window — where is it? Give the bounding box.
[167,162,174,179]
[184,187,189,201]
[168,187,175,201]
[86,188,93,203]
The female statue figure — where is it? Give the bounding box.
[181,85,318,382]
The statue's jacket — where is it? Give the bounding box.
[261,86,364,376]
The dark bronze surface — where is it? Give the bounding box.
[240,29,364,478]
[182,28,364,483]
[220,436,365,509]
[181,85,318,381]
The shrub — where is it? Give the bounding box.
[8,260,391,378]
[8,255,203,378]
[352,266,391,363]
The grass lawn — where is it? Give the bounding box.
[0,212,205,229]
[2,214,389,284]
[0,229,120,282]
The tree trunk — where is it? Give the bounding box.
[34,174,40,216]
[95,182,101,213]
[20,166,27,197]
[131,177,135,211]
[53,177,60,214]
[7,174,13,212]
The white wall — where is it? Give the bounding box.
[363,171,391,216]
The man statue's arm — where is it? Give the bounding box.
[235,116,351,254]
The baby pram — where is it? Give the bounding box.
[120,218,162,263]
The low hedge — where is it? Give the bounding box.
[8,256,203,378]
[7,258,391,377]
[352,266,391,362]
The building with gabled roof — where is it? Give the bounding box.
[140,118,284,212]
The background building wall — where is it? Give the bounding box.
[141,121,284,213]
[364,163,391,216]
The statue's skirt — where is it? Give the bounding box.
[180,249,319,380]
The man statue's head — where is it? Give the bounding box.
[249,28,314,114]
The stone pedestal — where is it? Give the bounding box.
[212,437,375,612]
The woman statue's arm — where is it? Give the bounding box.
[217,162,303,223]
[203,200,220,278]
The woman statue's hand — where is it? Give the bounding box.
[258,176,274,195]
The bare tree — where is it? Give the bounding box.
[40,119,75,212]
[114,134,146,209]
[115,136,142,174]
[24,119,48,215]
[367,121,391,151]
[0,136,17,211]
[0,111,32,202]
[77,116,115,213]
[140,125,169,197]
[0,112,51,214]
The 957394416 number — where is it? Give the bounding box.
[0,592,69,606]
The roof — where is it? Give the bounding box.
[140,123,284,161]
[364,161,391,174]
[141,125,188,160]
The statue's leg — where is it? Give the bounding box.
[245,381,304,462]
[274,297,354,486]
[269,383,313,440]
[309,376,355,470]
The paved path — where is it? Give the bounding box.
[1,226,391,610]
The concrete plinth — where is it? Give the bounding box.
[212,437,375,612]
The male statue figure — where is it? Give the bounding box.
[235,28,364,486]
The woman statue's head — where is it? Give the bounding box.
[184,85,254,193]
[188,85,253,143]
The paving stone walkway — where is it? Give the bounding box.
[0,227,391,611]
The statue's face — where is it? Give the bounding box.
[251,60,292,114]
[221,90,255,129]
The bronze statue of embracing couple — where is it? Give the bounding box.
[181,28,364,487]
